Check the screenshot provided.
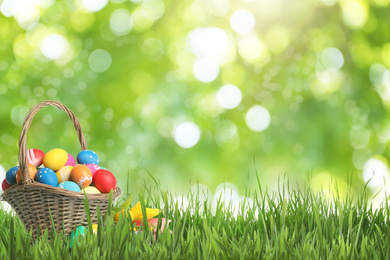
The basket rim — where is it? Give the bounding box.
[1,182,121,201]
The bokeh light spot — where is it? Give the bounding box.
[349,125,370,149]
[0,165,5,184]
[245,105,271,132]
[212,182,240,217]
[265,25,289,54]
[321,47,344,71]
[82,0,109,12]
[35,0,55,8]
[88,49,112,73]
[110,8,134,36]
[193,58,219,82]
[216,84,242,109]
[40,34,69,60]
[188,27,229,60]
[342,0,368,29]
[238,34,263,63]
[230,9,255,35]
[369,64,386,85]
[173,122,201,148]
[1,0,40,29]
[362,157,388,189]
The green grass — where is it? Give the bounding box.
[0,177,390,259]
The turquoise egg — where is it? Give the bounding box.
[57,181,81,192]
[69,226,86,248]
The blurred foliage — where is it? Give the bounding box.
[1,0,390,196]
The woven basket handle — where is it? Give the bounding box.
[19,100,87,184]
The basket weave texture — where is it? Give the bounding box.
[0,100,121,240]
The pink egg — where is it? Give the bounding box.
[85,164,101,176]
[27,149,45,168]
[65,154,76,167]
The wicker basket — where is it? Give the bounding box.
[0,100,121,240]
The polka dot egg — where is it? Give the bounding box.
[57,181,80,192]
[77,150,99,165]
[35,168,58,187]
[6,166,19,185]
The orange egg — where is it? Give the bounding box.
[70,165,92,189]
[16,164,38,183]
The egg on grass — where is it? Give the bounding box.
[69,226,86,248]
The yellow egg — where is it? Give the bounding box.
[114,209,134,222]
[43,149,68,171]
[80,186,101,194]
[92,224,98,234]
[55,166,73,183]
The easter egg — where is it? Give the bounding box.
[6,166,19,185]
[55,166,73,183]
[77,150,99,165]
[35,168,58,186]
[27,149,45,168]
[85,164,100,177]
[43,148,68,171]
[65,154,76,167]
[93,169,116,193]
[2,179,12,191]
[69,226,86,248]
[80,186,101,194]
[57,181,81,192]
[16,164,37,183]
[91,224,98,235]
[70,165,92,189]
[114,209,133,222]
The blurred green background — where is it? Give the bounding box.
[1,0,390,203]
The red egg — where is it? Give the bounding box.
[2,179,12,191]
[27,149,45,167]
[93,169,116,193]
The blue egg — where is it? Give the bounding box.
[6,166,19,185]
[77,150,99,165]
[57,181,81,192]
[35,168,58,186]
